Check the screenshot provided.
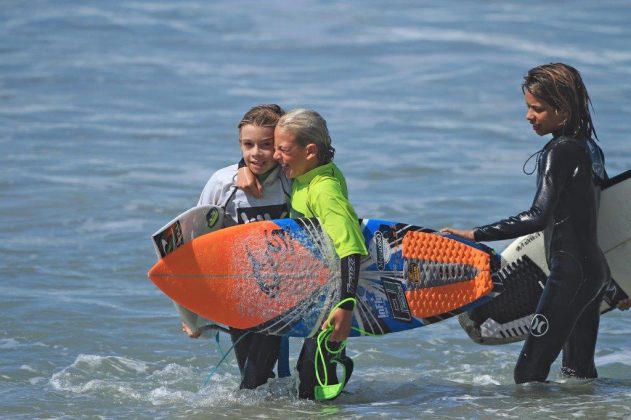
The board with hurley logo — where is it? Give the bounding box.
[148,216,502,337]
[458,169,631,344]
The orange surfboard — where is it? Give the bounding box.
[148,218,501,337]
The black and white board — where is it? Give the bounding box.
[459,169,631,344]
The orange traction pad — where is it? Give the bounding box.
[402,231,492,318]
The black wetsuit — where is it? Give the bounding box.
[474,135,610,383]
[296,253,359,399]
[198,163,291,389]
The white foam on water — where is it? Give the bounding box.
[29,377,46,385]
[0,103,81,116]
[42,295,147,314]
[421,358,508,387]
[0,338,20,349]
[50,356,189,400]
[357,27,631,65]
[78,218,147,234]
[147,386,201,406]
[0,338,48,350]
[600,325,631,335]
[472,375,502,386]
[47,353,310,409]
[596,350,631,366]
[50,354,151,394]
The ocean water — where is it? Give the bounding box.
[2,1,631,418]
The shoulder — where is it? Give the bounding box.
[585,137,605,157]
[203,164,238,187]
[313,163,346,185]
[310,167,345,197]
[212,164,238,182]
[198,164,238,206]
[547,136,585,153]
[543,136,586,162]
[540,137,594,179]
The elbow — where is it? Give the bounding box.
[524,206,549,232]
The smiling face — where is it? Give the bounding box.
[524,90,566,137]
[239,125,277,175]
[273,127,318,179]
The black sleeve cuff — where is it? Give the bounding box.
[338,299,355,311]
[339,254,361,310]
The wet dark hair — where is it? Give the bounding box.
[522,63,597,140]
[238,104,285,131]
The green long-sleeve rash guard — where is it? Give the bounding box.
[289,162,367,259]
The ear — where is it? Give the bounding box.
[305,143,318,161]
[556,109,569,126]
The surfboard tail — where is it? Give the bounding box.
[458,254,548,344]
[401,231,496,319]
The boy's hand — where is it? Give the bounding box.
[440,227,475,241]
[182,323,201,338]
[322,308,353,342]
[237,166,263,198]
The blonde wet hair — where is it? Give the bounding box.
[277,109,335,164]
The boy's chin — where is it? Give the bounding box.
[249,165,274,175]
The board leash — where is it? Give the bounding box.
[314,297,379,401]
[202,330,251,387]
[214,331,226,359]
[202,332,290,386]
[201,298,380,399]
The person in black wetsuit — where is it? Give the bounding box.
[442,63,612,383]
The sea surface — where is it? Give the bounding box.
[2,1,631,418]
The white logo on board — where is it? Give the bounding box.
[369,231,391,271]
[530,314,549,337]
